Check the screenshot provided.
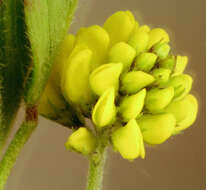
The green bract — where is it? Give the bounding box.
[39,10,198,160]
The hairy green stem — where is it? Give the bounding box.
[86,147,107,190]
[86,129,110,190]
[0,106,38,190]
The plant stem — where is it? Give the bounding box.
[86,147,107,190]
[0,106,38,190]
[86,128,110,190]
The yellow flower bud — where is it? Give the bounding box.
[108,42,136,71]
[119,89,146,121]
[50,34,76,88]
[76,25,110,69]
[138,25,151,33]
[65,127,96,155]
[147,28,170,50]
[173,56,188,76]
[121,71,155,94]
[112,119,145,160]
[128,30,149,55]
[103,11,136,45]
[134,52,157,72]
[92,88,116,128]
[137,113,176,144]
[90,63,123,96]
[145,87,174,113]
[159,55,175,70]
[165,94,198,134]
[61,47,94,108]
[153,42,170,60]
[152,68,171,85]
[162,74,193,101]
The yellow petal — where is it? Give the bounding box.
[92,88,116,128]
[112,119,145,160]
[145,87,174,113]
[104,11,135,45]
[147,28,170,50]
[121,71,155,94]
[108,42,136,71]
[137,113,176,144]
[90,63,123,96]
[61,48,94,107]
[119,89,146,121]
[165,94,198,134]
[65,127,96,155]
[76,25,110,69]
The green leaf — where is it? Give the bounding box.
[0,0,31,152]
[24,0,78,105]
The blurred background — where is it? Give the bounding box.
[5,0,206,189]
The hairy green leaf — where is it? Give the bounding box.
[24,0,78,105]
[0,0,30,153]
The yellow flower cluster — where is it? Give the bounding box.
[39,11,198,160]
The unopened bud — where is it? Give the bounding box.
[134,52,157,72]
[112,119,145,160]
[151,68,171,85]
[138,25,151,33]
[65,127,96,155]
[137,113,176,144]
[90,63,123,96]
[165,94,198,134]
[108,42,136,71]
[159,55,175,70]
[173,56,188,76]
[103,11,136,45]
[145,87,174,113]
[147,28,170,50]
[128,30,149,55]
[92,88,116,128]
[61,48,94,109]
[121,71,155,94]
[153,42,170,60]
[76,25,110,69]
[162,74,193,101]
[119,89,146,121]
